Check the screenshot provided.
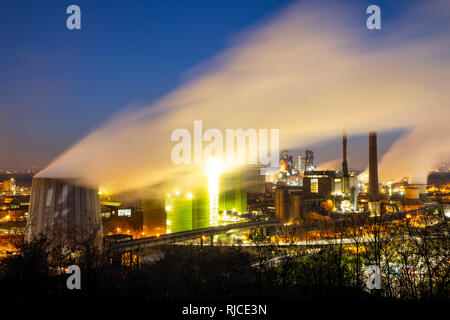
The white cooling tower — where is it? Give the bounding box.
[25,178,103,250]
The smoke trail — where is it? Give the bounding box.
[38,0,450,192]
[317,159,341,171]
[378,125,450,183]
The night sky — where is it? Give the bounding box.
[0,1,418,170]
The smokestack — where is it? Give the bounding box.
[342,130,349,196]
[342,130,349,177]
[369,132,380,202]
[368,132,380,216]
[25,178,103,250]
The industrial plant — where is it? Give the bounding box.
[1,129,445,304]
[1,0,449,308]
[10,131,446,254]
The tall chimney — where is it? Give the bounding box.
[368,132,380,216]
[342,130,349,177]
[342,130,349,196]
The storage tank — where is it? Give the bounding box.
[404,184,427,200]
[25,178,102,250]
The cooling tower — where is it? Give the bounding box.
[25,178,103,250]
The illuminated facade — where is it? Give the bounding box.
[165,187,210,233]
[166,196,193,233]
[303,171,335,197]
[219,168,248,214]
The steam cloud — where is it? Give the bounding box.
[38,0,450,192]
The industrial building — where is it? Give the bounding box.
[240,164,266,194]
[142,198,166,236]
[274,132,364,219]
[219,168,248,215]
[303,170,336,197]
[274,186,302,220]
[165,186,210,233]
[161,165,258,234]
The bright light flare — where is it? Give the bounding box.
[206,158,222,227]
[206,158,223,176]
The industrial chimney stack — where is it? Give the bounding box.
[342,130,349,196]
[368,132,381,216]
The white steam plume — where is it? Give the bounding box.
[37,0,450,192]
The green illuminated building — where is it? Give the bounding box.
[166,197,192,233]
[166,185,210,233]
[165,167,250,233]
[219,168,248,214]
[192,188,209,229]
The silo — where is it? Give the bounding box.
[25,178,103,250]
[405,184,427,200]
[166,196,192,233]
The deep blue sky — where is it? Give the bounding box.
[0,0,407,169]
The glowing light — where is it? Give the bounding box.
[98,185,107,195]
[165,205,172,212]
[206,158,222,227]
[174,190,180,196]
[186,192,193,199]
[206,158,223,176]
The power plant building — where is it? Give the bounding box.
[274,187,303,220]
[166,196,193,233]
[142,197,166,236]
[165,187,210,233]
[303,170,336,197]
[240,164,266,194]
[219,168,248,214]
